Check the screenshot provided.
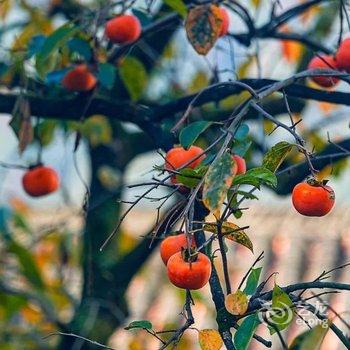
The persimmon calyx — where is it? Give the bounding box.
[181,246,198,263]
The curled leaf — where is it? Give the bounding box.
[262,141,293,173]
[204,221,253,252]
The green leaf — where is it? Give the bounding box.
[0,292,27,320]
[12,212,32,233]
[36,23,78,78]
[234,313,261,350]
[203,151,235,216]
[269,284,294,334]
[125,320,153,330]
[164,0,188,18]
[232,140,252,157]
[119,57,148,101]
[233,167,277,189]
[235,124,249,141]
[82,115,112,147]
[67,37,92,60]
[37,120,57,146]
[289,322,330,350]
[263,141,293,172]
[179,121,212,149]
[176,166,207,188]
[98,63,116,90]
[8,240,44,290]
[243,267,262,295]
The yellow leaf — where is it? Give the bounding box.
[0,0,11,19]
[82,115,112,147]
[251,0,261,8]
[225,291,248,316]
[21,304,43,324]
[198,329,223,350]
[281,40,303,63]
[204,221,253,252]
[185,5,222,55]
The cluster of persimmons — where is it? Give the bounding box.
[61,8,230,92]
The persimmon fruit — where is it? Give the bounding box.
[160,233,196,265]
[105,15,141,44]
[165,146,206,184]
[292,181,335,217]
[62,64,97,92]
[336,38,350,72]
[22,166,60,197]
[307,55,339,88]
[218,8,229,37]
[232,155,246,175]
[167,252,211,290]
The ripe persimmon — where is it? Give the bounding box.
[105,15,141,44]
[336,38,350,72]
[165,146,206,184]
[22,166,60,197]
[62,64,97,92]
[160,233,196,265]
[218,8,230,37]
[292,181,335,217]
[167,252,211,290]
[307,55,339,88]
[232,155,246,175]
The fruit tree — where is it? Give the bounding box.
[1,0,350,349]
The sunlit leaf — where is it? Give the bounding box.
[203,151,235,217]
[0,0,12,19]
[198,329,223,350]
[82,115,112,147]
[164,0,188,18]
[36,120,57,146]
[189,71,209,93]
[269,284,294,334]
[243,267,262,295]
[282,40,303,63]
[233,167,277,189]
[97,166,122,190]
[185,5,222,55]
[262,141,293,173]
[234,313,260,350]
[225,291,248,316]
[179,121,212,149]
[119,57,148,101]
[289,321,330,350]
